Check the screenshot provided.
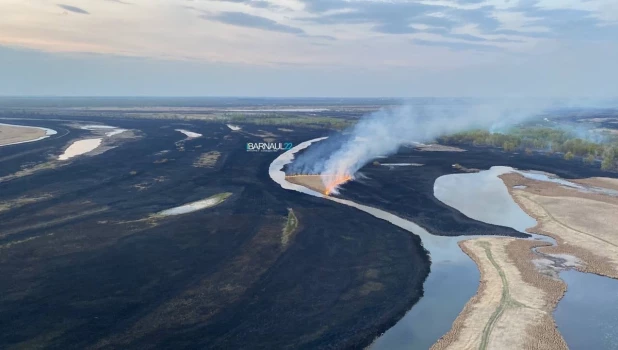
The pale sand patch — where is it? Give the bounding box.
[175,129,202,138]
[501,173,618,279]
[0,124,46,146]
[432,238,567,350]
[79,124,127,137]
[105,129,127,137]
[58,138,103,161]
[285,175,328,193]
[155,193,231,217]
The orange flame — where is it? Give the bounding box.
[323,175,353,195]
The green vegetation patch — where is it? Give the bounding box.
[440,127,618,170]
[281,208,299,247]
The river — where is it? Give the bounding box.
[269,139,618,349]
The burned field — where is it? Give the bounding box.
[332,142,617,238]
[3,111,615,349]
[0,116,428,349]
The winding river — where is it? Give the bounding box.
[270,138,618,349]
[270,138,479,349]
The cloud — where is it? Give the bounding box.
[298,0,618,41]
[57,4,89,14]
[412,38,503,51]
[444,33,522,43]
[0,0,616,78]
[203,11,305,34]
[105,0,132,4]
[219,0,275,9]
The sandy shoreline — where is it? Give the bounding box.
[0,123,50,146]
[58,138,103,161]
[285,175,328,193]
[501,173,618,279]
[434,171,618,349]
[431,237,567,350]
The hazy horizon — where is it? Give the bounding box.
[2,0,617,97]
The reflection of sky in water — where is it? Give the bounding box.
[434,166,536,233]
[517,171,618,197]
[554,270,618,350]
[270,137,471,264]
[273,145,618,349]
[435,166,618,349]
[270,138,478,349]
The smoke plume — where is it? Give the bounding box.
[289,99,562,192]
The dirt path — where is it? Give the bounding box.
[431,238,567,350]
[477,241,524,350]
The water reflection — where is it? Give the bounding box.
[434,166,536,233]
[435,165,618,350]
[554,270,618,350]
[269,138,479,350]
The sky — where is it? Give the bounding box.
[1,0,617,97]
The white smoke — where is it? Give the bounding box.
[291,99,566,187]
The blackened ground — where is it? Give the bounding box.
[0,116,429,350]
[334,144,617,237]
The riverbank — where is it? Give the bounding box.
[431,237,567,350]
[500,173,618,279]
[0,123,47,146]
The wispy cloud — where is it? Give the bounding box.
[203,11,305,34]
[57,4,89,14]
[412,38,502,51]
[0,0,613,71]
[104,0,132,5]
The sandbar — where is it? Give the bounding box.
[155,193,231,216]
[58,138,103,161]
[0,123,53,147]
[285,175,328,193]
[500,173,618,279]
[432,237,567,350]
[175,129,202,138]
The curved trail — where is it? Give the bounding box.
[477,241,526,350]
[526,196,618,249]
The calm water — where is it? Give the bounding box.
[370,261,478,350]
[271,142,618,350]
[435,166,618,350]
[270,138,479,350]
[554,270,618,350]
[434,166,536,233]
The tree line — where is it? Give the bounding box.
[439,128,618,170]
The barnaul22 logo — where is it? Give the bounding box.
[246,142,293,152]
